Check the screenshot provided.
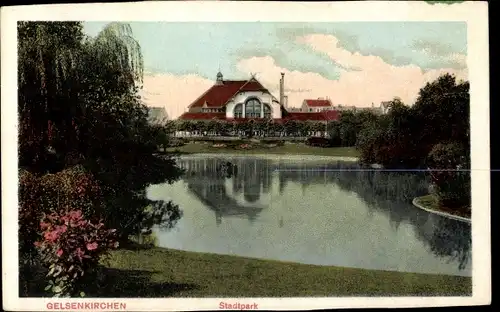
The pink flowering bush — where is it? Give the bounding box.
[35,209,118,297]
[19,166,103,266]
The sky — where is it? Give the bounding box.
[83,22,467,119]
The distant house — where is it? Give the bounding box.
[301,98,333,113]
[147,107,169,125]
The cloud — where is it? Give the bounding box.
[410,38,467,69]
[361,47,414,67]
[425,52,467,70]
[140,73,213,119]
[411,38,458,57]
[141,33,467,119]
[276,25,360,52]
[235,34,467,108]
[233,41,342,80]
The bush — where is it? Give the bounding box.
[35,209,118,297]
[427,142,471,210]
[19,170,42,264]
[168,138,185,147]
[19,166,102,264]
[305,137,331,147]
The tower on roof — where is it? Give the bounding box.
[216,71,223,85]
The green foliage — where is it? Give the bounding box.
[18,21,184,297]
[356,74,469,169]
[427,142,470,210]
[18,166,102,265]
[353,73,471,210]
[36,210,118,297]
[170,119,328,138]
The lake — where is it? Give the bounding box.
[147,155,471,277]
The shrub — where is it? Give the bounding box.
[168,138,185,147]
[19,169,42,264]
[35,209,118,297]
[427,142,471,210]
[305,137,331,147]
[19,167,102,261]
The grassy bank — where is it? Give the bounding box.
[76,246,471,297]
[414,194,471,220]
[165,142,359,158]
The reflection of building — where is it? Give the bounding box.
[180,158,267,224]
[178,72,340,123]
[177,157,471,273]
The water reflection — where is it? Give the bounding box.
[148,156,471,276]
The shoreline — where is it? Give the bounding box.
[412,196,471,224]
[172,152,360,162]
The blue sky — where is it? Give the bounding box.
[83,22,467,81]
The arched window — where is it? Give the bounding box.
[264,104,272,119]
[234,104,243,118]
[245,98,262,118]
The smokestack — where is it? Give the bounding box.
[280,73,285,108]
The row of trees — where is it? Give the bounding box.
[347,74,470,212]
[18,22,182,297]
[165,119,330,138]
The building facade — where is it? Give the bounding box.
[178,72,340,124]
[301,98,333,112]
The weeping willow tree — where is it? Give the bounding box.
[18,21,182,243]
[18,22,146,171]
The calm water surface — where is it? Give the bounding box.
[147,155,471,277]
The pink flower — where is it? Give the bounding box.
[69,210,82,220]
[86,242,98,251]
[34,241,41,247]
[44,231,59,242]
[56,249,63,257]
[55,225,67,233]
[75,247,84,262]
[40,221,50,230]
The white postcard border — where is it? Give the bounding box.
[1,1,491,310]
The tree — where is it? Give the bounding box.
[338,111,358,146]
[18,21,183,247]
[427,142,471,211]
[412,74,470,159]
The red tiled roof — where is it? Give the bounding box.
[178,112,226,120]
[239,80,268,92]
[304,99,332,107]
[321,110,340,121]
[188,79,268,109]
[285,111,340,121]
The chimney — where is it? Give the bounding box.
[280,73,285,108]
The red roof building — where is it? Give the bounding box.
[300,98,333,112]
[178,72,340,123]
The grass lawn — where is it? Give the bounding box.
[73,246,471,297]
[165,142,359,158]
[414,194,471,219]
